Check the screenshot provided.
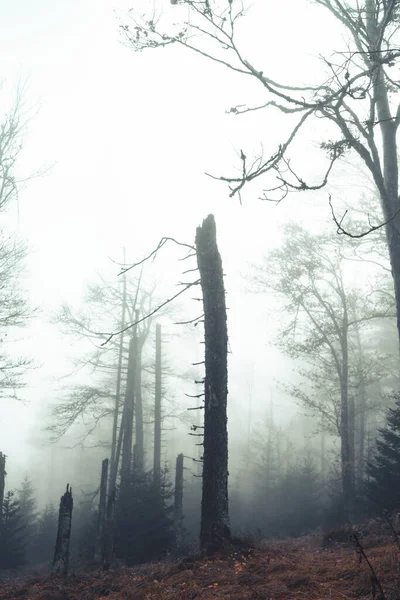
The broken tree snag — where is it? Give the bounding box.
[154,323,162,489]
[0,453,6,519]
[53,484,73,576]
[95,458,109,562]
[195,214,231,555]
[174,453,184,552]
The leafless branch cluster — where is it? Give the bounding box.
[120,0,400,215]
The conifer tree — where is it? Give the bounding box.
[17,477,38,561]
[0,491,25,569]
[115,467,174,565]
[365,393,400,514]
[34,503,58,564]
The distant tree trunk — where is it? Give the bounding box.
[134,340,144,472]
[265,423,273,492]
[358,384,367,482]
[320,428,325,479]
[95,459,109,562]
[109,255,127,491]
[120,323,138,488]
[355,325,367,483]
[340,319,355,524]
[348,392,356,487]
[174,453,184,552]
[275,431,281,478]
[0,453,6,519]
[102,487,116,571]
[53,484,73,576]
[196,214,231,555]
[154,323,162,489]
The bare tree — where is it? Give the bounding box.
[51,275,183,450]
[252,221,394,521]
[196,214,231,554]
[123,0,400,343]
[104,215,231,553]
[0,84,35,396]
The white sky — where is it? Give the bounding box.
[0,0,371,494]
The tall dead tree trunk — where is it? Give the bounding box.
[0,453,6,519]
[196,214,231,555]
[120,322,138,488]
[134,340,144,472]
[95,459,109,562]
[109,255,127,491]
[53,484,73,576]
[154,323,162,488]
[174,453,184,552]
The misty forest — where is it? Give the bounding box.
[2,1,400,599]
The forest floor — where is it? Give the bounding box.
[0,530,399,600]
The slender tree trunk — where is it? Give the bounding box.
[174,453,184,552]
[53,485,73,576]
[134,340,144,472]
[266,422,273,492]
[349,392,356,487]
[110,255,127,492]
[0,453,6,519]
[354,325,367,483]
[109,400,126,498]
[120,326,137,488]
[320,427,325,479]
[358,386,367,482]
[102,487,116,571]
[196,214,230,555]
[154,323,162,488]
[95,459,109,562]
[340,322,355,523]
[275,430,281,478]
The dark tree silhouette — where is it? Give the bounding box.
[0,491,25,569]
[366,393,400,513]
[196,214,231,554]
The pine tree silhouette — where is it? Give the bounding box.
[366,393,400,513]
[17,477,38,562]
[34,503,58,564]
[0,491,26,568]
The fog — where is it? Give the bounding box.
[0,0,398,564]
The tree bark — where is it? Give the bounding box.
[364,0,400,346]
[154,323,162,489]
[174,453,184,552]
[53,484,73,576]
[95,459,109,562]
[196,214,231,555]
